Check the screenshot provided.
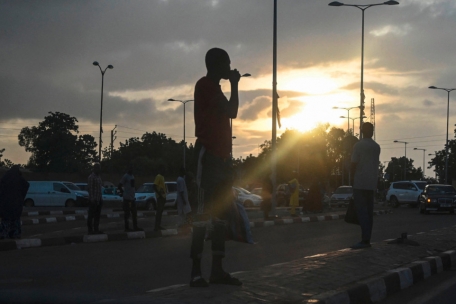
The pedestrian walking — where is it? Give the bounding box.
[350,122,380,249]
[177,167,191,227]
[87,163,103,235]
[288,178,299,216]
[118,165,142,232]
[0,165,29,239]
[189,47,242,287]
[261,171,273,220]
[153,167,167,231]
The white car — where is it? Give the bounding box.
[330,186,353,207]
[233,187,263,208]
[135,182,178,210]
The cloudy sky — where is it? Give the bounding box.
[2,0,456,175]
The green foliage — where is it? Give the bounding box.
[18,112,97,173]
[385,157,423,182]
[428,139,456,183]
[103,131,185,177]
[233,124,359,188]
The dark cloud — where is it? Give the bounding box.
[1,0,456,166]
[240,96,270,121]
[342,82,399,96]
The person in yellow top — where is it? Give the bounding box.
[288,178,299,216]
[154,166,167,231]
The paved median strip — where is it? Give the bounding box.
[20,210,179,226]
[2,209,392,252]
[309,250,456,304]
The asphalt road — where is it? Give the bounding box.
[1,205,455,303]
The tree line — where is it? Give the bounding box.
[2,111,449,187]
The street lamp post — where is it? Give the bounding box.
[394,140,408,180]
[333,106,359,133]
[168,99,194,169]
[329,1,399,139]
[93,61,114,162]
[428,153,437,180]
[429,86,456,184]
[414,148,426,178]
[340,115,367,136]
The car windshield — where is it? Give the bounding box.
[426,186,456,194]
[334,187,352,194]
[416,183,427,190]
[237,187,251,194]
[137,185,155,193]
[64,182,80,191]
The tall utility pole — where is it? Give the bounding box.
[370,98,375,140]
[271,0,278,215]
[110,125,117,159]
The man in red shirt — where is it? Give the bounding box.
[189,48,242,287]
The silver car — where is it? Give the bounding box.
[135,182,178,210]
[233,187,263,208]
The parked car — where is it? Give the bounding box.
[330,186,353,207]
[74,183,89,192]
[386,181,427,208]
[135,182,178,210]
[233,187,262,208]
[102,187,123,204]
[251,188,262,196]
[419,184,456,214]
[276,184,307,206]
[24,181,89,207]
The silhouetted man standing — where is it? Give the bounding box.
[350,122,380,249]
[189,48,242,287]
[118,165,142,232]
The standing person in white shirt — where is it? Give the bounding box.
[176,167,191,226]
[350,122,381,249]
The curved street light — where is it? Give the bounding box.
[333,106,360,133]
[93,61,114,162]
[414,147,426,178]
[428,86,456,184]
[168,99,194,169]
[340,115,367,136]
[329,1,399,139]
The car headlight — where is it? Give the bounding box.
[137,196,146,200]
[76,193,83,197]
[427,198,437,203]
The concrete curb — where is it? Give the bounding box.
[309,250,456,303]
[1,209,392,252]
[20,210,178,226]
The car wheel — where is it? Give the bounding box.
[244,200,253,208]
[24,199,34,207]
[65,199,76,207]
[390,196,399,208]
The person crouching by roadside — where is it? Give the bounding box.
[87,163,103,235]
[0,165,29,239]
